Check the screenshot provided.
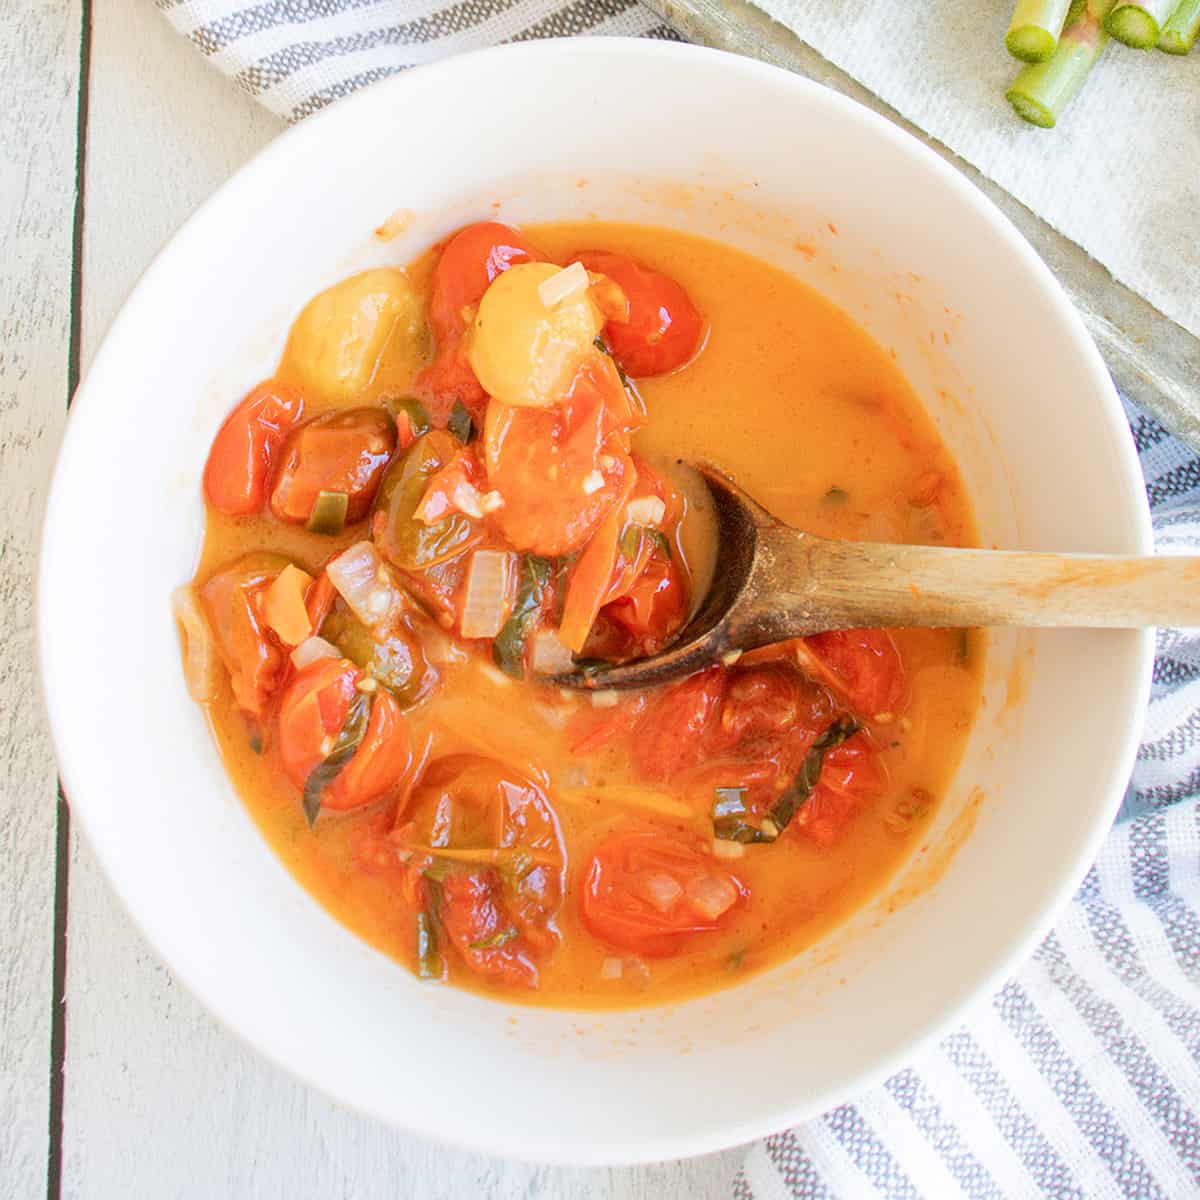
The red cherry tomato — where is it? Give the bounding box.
[572,251,704,379]
[325,690,411,812]
[416,222,542,424]
[580,828,744,957]
[631,668,726,782]
[269,407,396,526]
[484,359,632,556]
[708,665,832,753]
[792,734,887,848]
[438,870,540,989]
[200,554,289,717]
[804,629,905,717]
[600,555,688,658]
[276,657,360,785]
[203,381,303,516]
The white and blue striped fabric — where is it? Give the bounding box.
[155,4,1200,1193]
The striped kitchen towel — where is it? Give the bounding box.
[156,4,1200,1194]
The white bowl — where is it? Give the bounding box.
[39,39,1152,1164]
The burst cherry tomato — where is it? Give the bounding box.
[416,222,542,424]
[278,658,412,812]
[325,690,411,811]
[269,407,396,526]
[580,828,744,957]
[203,381,303,516]
[571,251,704,378]
[200,554,289,717]
[277,657,360,785]
[631,668,726,781]
[792,734,886,848]
[438,870,540,988]
[484,358,632,556]
[804,629,904,718]
[600,555,688,658]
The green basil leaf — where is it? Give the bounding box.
[646,528,673,560]
[492,555,554,678]
[384,395,431,437]
[302,691,371,827]
[416,909,443,980]
[447,400,473,444]
[468,927,519,950]
[765,715,860,836]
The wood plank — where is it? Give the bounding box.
[65,1,744,1193]
[0,1,82,1195]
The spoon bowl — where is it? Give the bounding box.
[553,463,1200,690]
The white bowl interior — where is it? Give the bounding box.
[40,41,1151,1164]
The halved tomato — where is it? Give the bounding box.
[203,381,303,516]
[581,828,744,957]
[804,629,905,717]
[571,251,704,378]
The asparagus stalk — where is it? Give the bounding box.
[1006,0,1075,60]
[1106,0,1179,45]
[1007,0,1115,128]
[1159,0,1200,51]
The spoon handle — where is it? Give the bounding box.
[779,537,1200,630]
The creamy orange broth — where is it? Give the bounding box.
[195,222,982,1007]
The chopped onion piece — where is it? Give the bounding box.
[625,496,666,526]
[636,872,683,913]
[590,689,618,709]
[537,260,589,308]
[480,490,505,514]
[172,586,219,703]
[530,629,574,675]
[600,956,624,981]
[581,469,605,495]
[685,874,739,921]
[460,550,516,640]
[290,635,341,670]
[451,480,485,520]
[327,541,405,633]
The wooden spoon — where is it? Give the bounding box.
[551,463,1200,690]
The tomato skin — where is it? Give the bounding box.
[325,690,411,811]
[792,733,886,848]
[269,407,397,525]
[200,554,290,717]
[484,359,633,556]
[600,554,688,657]
[572,251,704,379]
[632,668,727,781]
[804,629,904,717]
[417,222,541,424]
[580,829,744,957]
[203,382,303,516]
[276,657,360,785]
[438,870,540,988]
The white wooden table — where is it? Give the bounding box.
[3,3,744,1194]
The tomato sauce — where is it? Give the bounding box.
[188,221,983,1008]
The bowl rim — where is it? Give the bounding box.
[38,36,1154,1164]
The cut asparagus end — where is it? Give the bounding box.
[1006,25,1060,59]
[1005,0,1076,59]
[1107,0,1177,45]
[1007,33,1107,128]
[1159,0,1200,51]
[1006,88,1059,127]
[1107,6,1161,43]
